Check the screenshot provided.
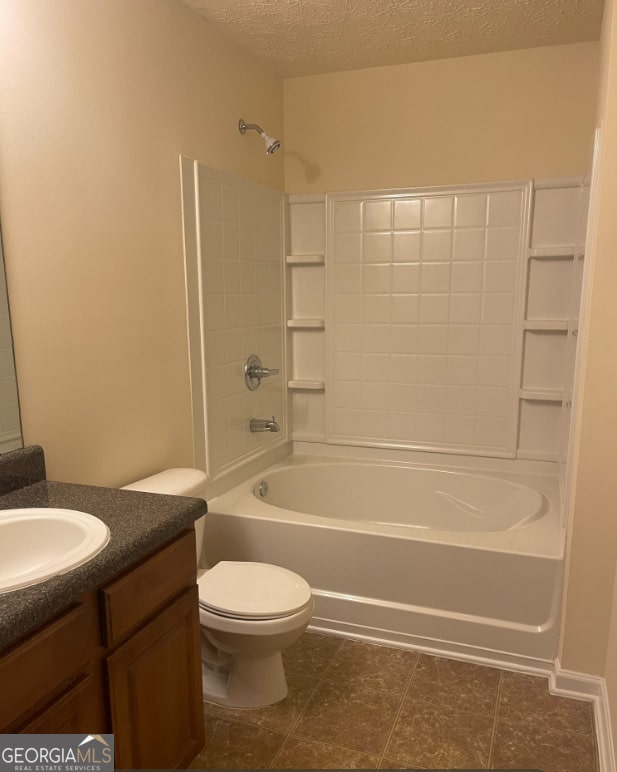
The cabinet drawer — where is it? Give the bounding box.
[18,675,99,734]
[102,529,196,647]
[0,603,89,730]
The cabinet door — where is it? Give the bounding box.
[107,587,204,769]
[18,675,99,733]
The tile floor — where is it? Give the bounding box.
[189,632,599,771]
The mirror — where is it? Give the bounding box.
[0,223,23,451]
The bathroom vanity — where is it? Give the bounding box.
[0,447,207,769]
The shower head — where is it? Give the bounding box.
[238,118,281,155]
[261,132,281,155]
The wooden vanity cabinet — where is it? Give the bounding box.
[0,597,105,733]
[0,528,205,770]
[103,529,204,769]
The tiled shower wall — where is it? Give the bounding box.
[182,167,585,473]
[327,186,527,456]
[288,180,586,462]
[188,164,286,478]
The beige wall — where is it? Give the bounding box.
[284,43,599,194]
[605,557,617,743]
[560,0,617,682]
[0,0,283,485]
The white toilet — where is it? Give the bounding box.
[123,468,314,708]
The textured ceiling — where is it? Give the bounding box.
[182,0,603,77]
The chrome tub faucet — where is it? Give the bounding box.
[250,416,280,433]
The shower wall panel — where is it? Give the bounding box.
[196,165,286,476]
[325,184,530,456]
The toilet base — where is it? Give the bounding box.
[202,651,289,708]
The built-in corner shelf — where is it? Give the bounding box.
[285,249,325,394]
[527,246,575,259]
[288,379,325,391]
[286,319,325,329]
[286,254,325,265]
[524,320,569,332]
[519,389,564,402]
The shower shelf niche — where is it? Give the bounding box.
[523,320,569,331]
[285,254,325,265]
[527,246,577,259]
[288,380,325,391]
[286,199,327,411]
[519,389,564,402]
[517,180,588,463]
[518,242,576,425]
[286,319,325,329]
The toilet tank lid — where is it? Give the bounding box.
[122,467,207,498]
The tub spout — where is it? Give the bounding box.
[250,416,280,433]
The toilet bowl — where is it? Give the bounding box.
[122,468,313,708]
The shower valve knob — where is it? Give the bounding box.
[244,354,279,390]
[251,366,279,378]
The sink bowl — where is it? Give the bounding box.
[0,508,110,594]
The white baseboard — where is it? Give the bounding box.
[552,660,615,772]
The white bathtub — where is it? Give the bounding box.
[203,452,564,666]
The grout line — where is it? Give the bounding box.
[376,651,420,767]
[268,736,289,770]
[286,729,384,760]
[205,713,285,732]
[486,668,503,769]
[318,633,346,679]
[490,714,598,738]
[287,669,328,734]
[269,634,345,768]
[201,711,288,771]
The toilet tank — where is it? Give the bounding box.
[122,468,208,564]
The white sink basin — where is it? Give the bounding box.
[0,508,110,594]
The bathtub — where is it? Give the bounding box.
[203,451,564,666]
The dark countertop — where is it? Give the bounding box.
[0,477,207,651]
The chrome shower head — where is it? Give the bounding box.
[239,118,281,155]
[262,132,281,155]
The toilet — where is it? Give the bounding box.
[123,468,313,708]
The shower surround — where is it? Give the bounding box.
[183,164,586,663]
[288,180,587,468]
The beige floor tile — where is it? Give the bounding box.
[190,716,285,769]
[326,638,418,694]
[385,698,494,769]
[205,671,320,732]
[273,735,380,769]
[293,680,401,755]
[498,671,595,735]
[491,718,598,772]
[407,653,500,716]
[282,631,344,678]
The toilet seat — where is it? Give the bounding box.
[198,561,312,621]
